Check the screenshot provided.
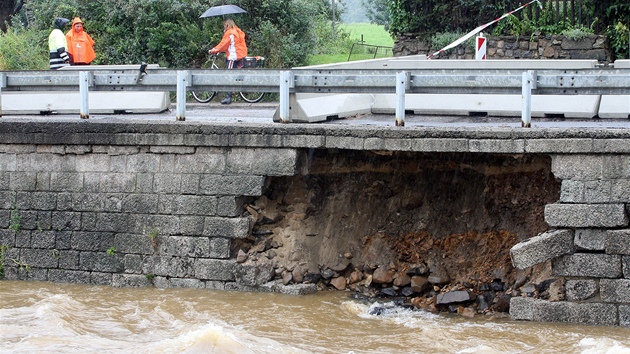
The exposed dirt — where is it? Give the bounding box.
[236,149,561,309]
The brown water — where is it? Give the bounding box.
[2,280,630,353]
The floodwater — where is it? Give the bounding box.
[2,281,630,353]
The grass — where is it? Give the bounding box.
[307,23,394,66]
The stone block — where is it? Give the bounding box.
[0,153,17,171]
[282,135,325,148]
[620,305,630,327]
[203,217,251,239]
[98,173,136,193]
[178,216,205,236]
[48,269,90,284]
[126,154,160,173]
[71,231,115,251]
[79,252,124,273]
[30,192,57,210]
[510,229,575,269]
[95,213,132,233]
[583,180,612,203]
[0,229,16,247]
[30,230,56,249]
[10,172,37,191]
[175,152,226,174]
[153,174,181,194]
[510,296,541,321]
[50,172,83,192]
[72,193,108,212]
[19,248,59,268]
[469,139,525,153]
[216,196,243,217]
[159,236,209,257]
[121,194,159,214]
[552,253,622,278]
[532,300,617,326]
[606,230,630,255]
[234,263,275,286]
[171,195,217,216]
[199,175,265,196]
[565,279,598,301]
[90,272,113,286]
[209,237,231,259]
[559,180,584,203]
[145,215,180,236]
[412,138,469,152]
[180,174,200,194]
[168,278,206,289]
[574,229,606,251]
[75,154,110,172]
[112,273,153,288]
[226,148,298,176]
[624,256,630,279]
[600,279,630,303]
[325,136,365,150]
[551,154,604,180]
[124,254,144,274]
[115,233,154,255]
[545,203,628,228]
[58,250,79,269]
[527,139,594,154]
[229,134,283,148]
[194,258,235,281]
[142,256,193,278]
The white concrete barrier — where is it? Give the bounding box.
[2,64,170,115]
[284,58,608,122]
[598,60,630,119]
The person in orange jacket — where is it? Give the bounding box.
[209,18,248,104]
[66,17,96,65]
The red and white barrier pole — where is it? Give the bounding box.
[476,32,486,60]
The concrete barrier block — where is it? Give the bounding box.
[1,91,171,114]
[552,253,622,278]
[510,229,575,269]
[601,279,630,303]
[606,230,630,255]
[545,203,628,228]
[598,95,630,119]
[274,93,374,123]
[371,94,600,118]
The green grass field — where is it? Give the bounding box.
[307,23,394,65]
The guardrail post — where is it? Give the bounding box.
[395,71,408,126]
[79,71,90,119]
[521,70,535,128]
[176,70,188,121]
[279,71,292,123]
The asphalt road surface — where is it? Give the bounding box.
[3,101,630,129]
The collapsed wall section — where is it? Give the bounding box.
[510,154,630,326]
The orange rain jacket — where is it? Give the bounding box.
[66,17,96,64]
[211,25,247,61]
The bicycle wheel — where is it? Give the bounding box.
[192,91,217,103]
[239,91,265,103]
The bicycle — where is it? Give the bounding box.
[191,54,267,104]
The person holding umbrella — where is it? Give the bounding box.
[208,18,248,104]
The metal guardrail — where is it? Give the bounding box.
[1,66,629,126]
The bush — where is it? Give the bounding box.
[0,25,48,70]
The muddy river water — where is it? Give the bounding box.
[1,280,630,353]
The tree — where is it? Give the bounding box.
[363,0,388,28]
[0,0,23,32]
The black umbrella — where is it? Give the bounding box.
[200,4,247,18]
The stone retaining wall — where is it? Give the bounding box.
[3,121,630,325]
[0,140,303,291]
[393,34,612,62]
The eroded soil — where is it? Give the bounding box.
[236,149,561,309]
